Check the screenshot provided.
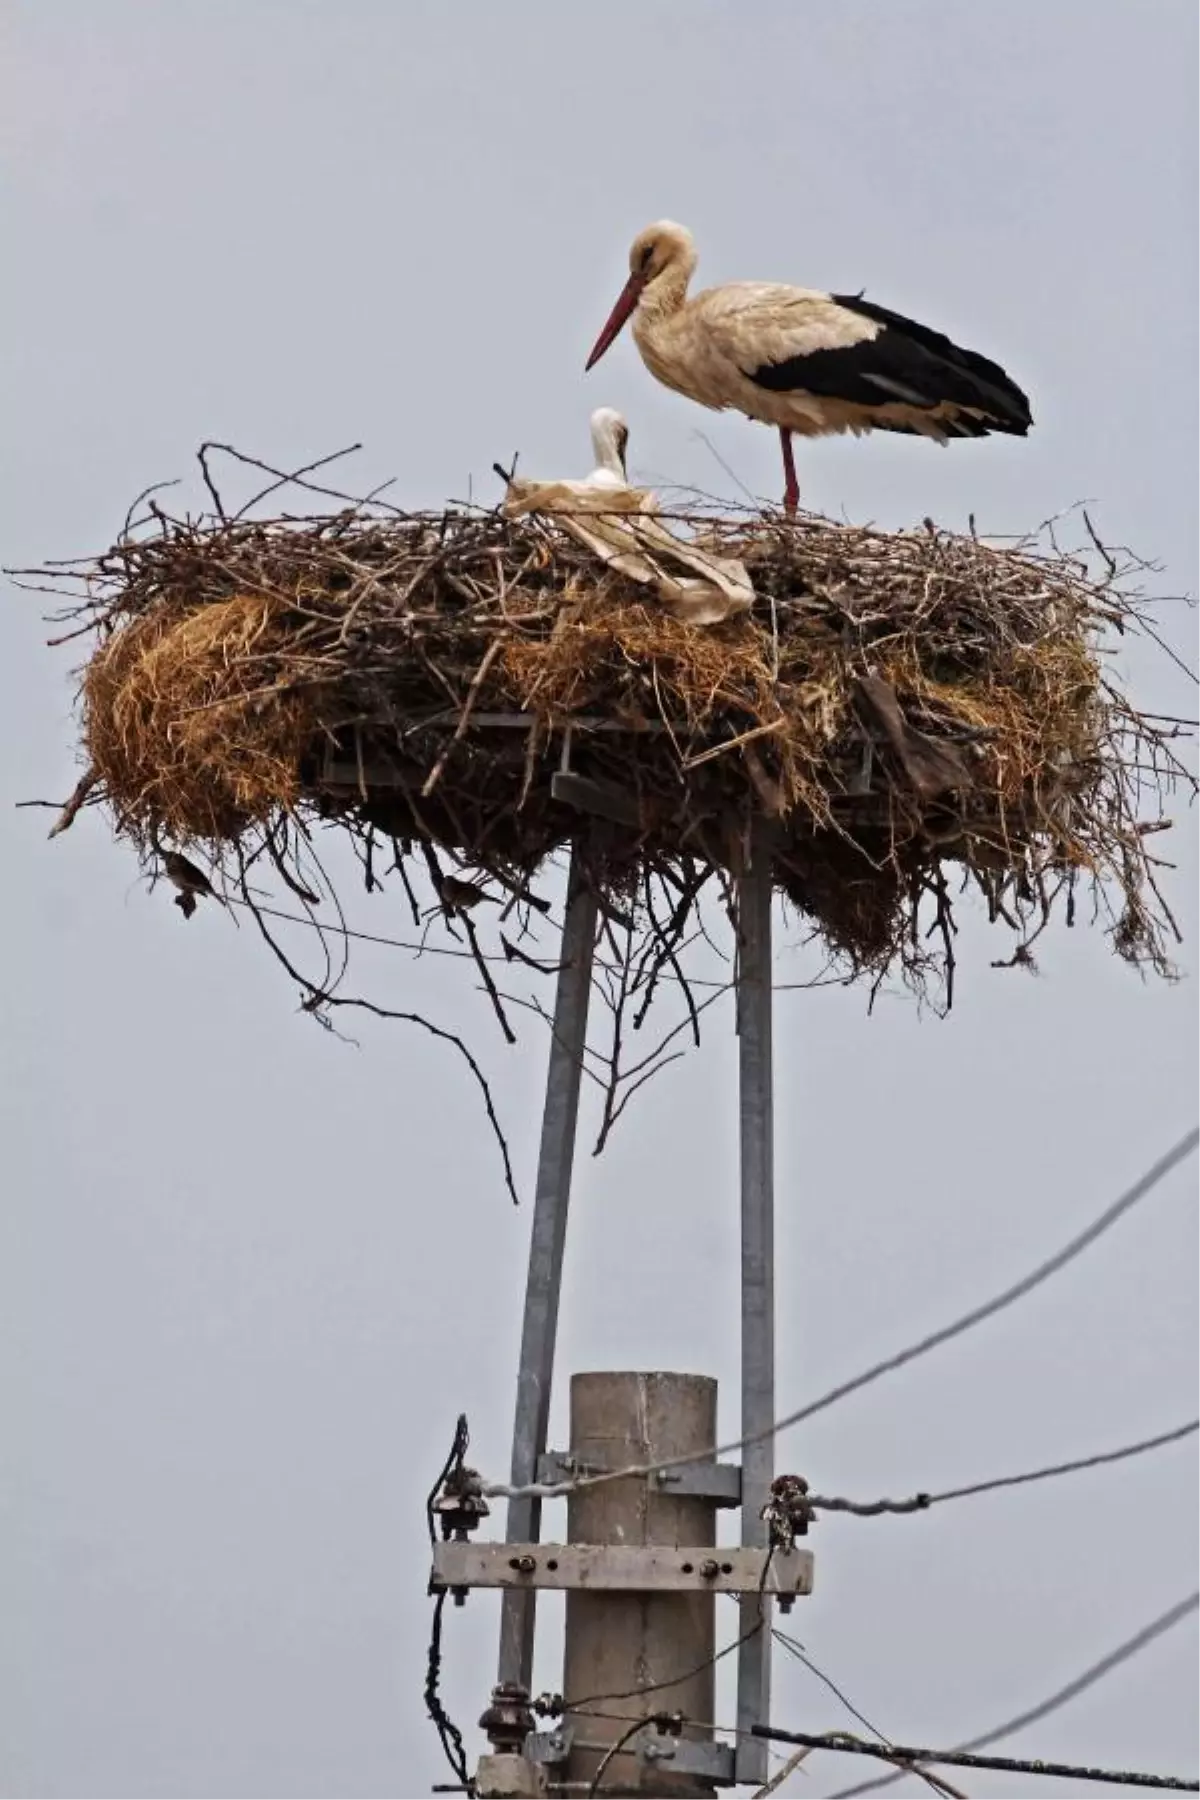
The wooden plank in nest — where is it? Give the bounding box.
[550,771,643,828]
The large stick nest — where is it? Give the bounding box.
[28,450,1191,1017]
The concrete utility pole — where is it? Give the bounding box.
[564,1372,721,1797]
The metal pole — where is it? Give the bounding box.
[734,828,776,1786]
[564,1372,720,1798]
[497,844,598,1691]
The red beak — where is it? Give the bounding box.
[585,272,646,371]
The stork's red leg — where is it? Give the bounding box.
[779,428,799,515]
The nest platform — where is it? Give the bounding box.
[30,470,1190,1004]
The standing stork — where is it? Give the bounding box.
[585,221,1032,513]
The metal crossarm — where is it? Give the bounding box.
[442,1541,812,1597]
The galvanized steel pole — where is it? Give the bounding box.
[734,829,776,1786]
[497,845,598,1692]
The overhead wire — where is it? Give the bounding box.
[827,1590,1200,1798]
[809,1418,1199,1518]
[752,1724,1198,1792]
[228,893,847,994]
[483,1129,1199,1502]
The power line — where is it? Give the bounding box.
[483,1129,1199,1502]
[828,1590,1200,1798]
[810,1418,1199,1517]
[233,895,837,995]
[751,1725,1199,1792]
[232,896,507,963]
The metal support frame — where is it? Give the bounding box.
[638,1736,736,1786]
[537,1449,743,1506]
[734,827,776,1787]
[482,825,784,1793]
[497,843,598,1691]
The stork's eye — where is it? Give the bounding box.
[638,244,655,273]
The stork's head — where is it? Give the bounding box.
[589,407,630,481]
[628,220,696,283]
[585,221,697,370]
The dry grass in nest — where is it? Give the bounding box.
[22,445,1193,1025]
[82,590,319,842]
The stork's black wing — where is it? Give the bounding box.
[749,293,1032,436]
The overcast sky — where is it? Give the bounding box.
[2,3,1197,1797]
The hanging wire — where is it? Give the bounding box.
[772,1627,889,1740]
[752,1745,817,1798]
[423,1416,472,1791]
[545,1600,1200,1800]
[424,1593,470,1793]
[584,1714,673,1798]
[771,1628,956,1800]
[557,1545,778,1715]
[483,1128,1199,1502]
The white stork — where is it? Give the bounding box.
[585,221,1032,512]
[502,406,645,518]
[582,405,631,489]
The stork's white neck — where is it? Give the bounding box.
[589,408,628,482]
[639,231,698,323]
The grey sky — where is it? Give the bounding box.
[2,3,1196,1797]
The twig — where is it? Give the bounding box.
[421,637,503,798]
[460,909,518,1045]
